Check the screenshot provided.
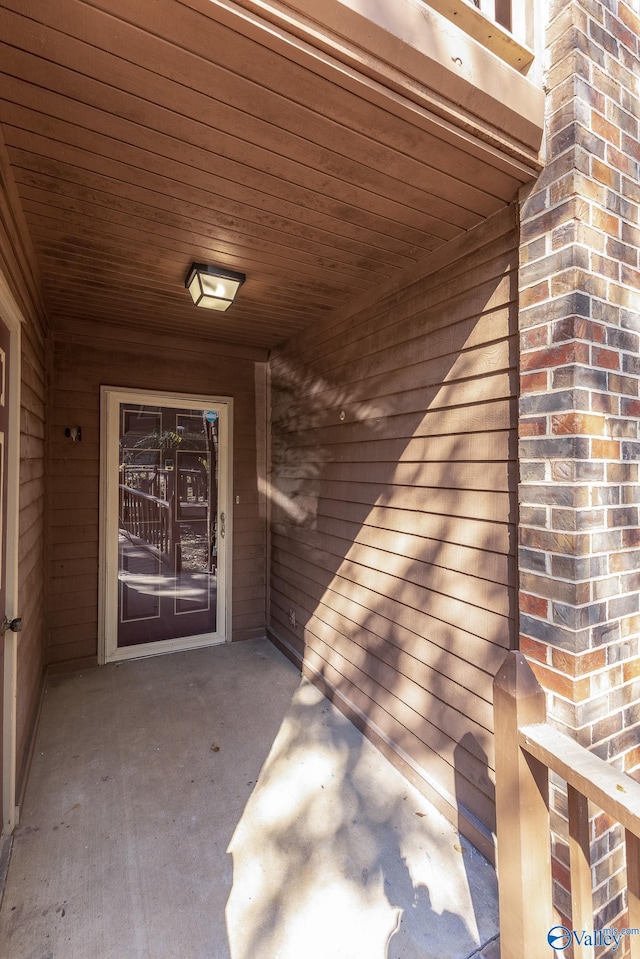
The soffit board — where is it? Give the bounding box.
[0,0,542,349]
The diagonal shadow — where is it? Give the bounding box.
[226,674,499,959]
[267,219,518,851]
[260,214,519,952]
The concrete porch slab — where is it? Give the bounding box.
[0,639,499,958]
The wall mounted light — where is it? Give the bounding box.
[185,263,246,311]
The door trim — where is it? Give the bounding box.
[0,270,23,836]
[99,386,233,665]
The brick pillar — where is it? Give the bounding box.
[518,0,640,937]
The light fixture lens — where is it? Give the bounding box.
[197,296,233,311]
[187,273,203,303]
[186,263,245,311]
[200,275,241,301]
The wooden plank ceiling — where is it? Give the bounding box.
[0,0,542,350]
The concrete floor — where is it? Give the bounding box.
[0,639,500,959]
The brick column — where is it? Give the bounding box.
[518,0,640,934]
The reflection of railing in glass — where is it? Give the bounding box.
[119,484,171,554]
[177,466,208,505]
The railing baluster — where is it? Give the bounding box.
[510,0,533,48]
[494,652,553,959]
[568,785,593,958]
[627,830,640,959]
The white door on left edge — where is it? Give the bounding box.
[0,316,9,834]
[101,388,232,663]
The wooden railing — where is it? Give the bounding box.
[425,0,535,69]
[494,652,640,958]
[119,484,171,554]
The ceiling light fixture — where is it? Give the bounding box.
[185,263,246,311]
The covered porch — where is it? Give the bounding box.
[2,0,640,954]
[0,0,544,859]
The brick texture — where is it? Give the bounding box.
[518,0,640,946]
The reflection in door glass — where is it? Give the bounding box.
[117,405,219,647]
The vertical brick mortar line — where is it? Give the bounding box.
[517,0,640,944]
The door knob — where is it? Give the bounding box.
[2,616,22,633]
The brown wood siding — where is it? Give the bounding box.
[269,206,518,855]
[47,321,268,664]
[0,127,48,800]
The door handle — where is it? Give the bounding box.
[220,512,226,538]
[2,616,22,633]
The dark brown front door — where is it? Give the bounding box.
[102,387,230,663]
[0,315,10,835]
[117,403,219,648]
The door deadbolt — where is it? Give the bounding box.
[2,616,22,633]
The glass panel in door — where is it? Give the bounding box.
[117,403,219,648]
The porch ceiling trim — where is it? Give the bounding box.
[200,0,545,174]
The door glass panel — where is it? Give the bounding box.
[117,404,219,648]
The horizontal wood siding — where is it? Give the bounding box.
[269,207,518,851]
[47,322,268,664]
[0,126,48,800]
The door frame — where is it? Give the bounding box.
[0,270,22,837]
[99,386,234,665]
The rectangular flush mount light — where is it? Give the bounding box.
[185,263,246,311]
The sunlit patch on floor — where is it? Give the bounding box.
[226,678,498,959]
